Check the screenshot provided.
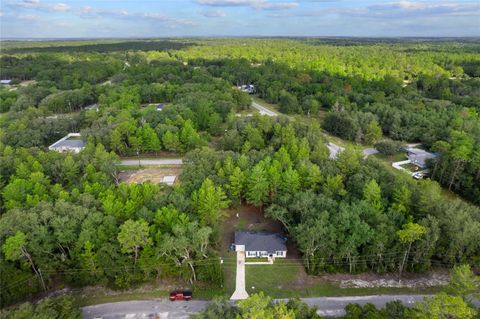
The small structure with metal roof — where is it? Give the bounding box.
[233,231,287,259]
[406,147,437,169]
[48,133,85,153]
[162,175,176,186]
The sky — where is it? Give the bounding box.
[1,0,479,38]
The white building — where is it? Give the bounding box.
[48,133,85,153]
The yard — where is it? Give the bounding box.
[118,167,182,185]
[244,259,445,298]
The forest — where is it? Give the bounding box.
[0,38,479,311]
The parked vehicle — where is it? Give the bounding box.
[169,290,192,301]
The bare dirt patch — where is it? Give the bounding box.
[118,167,182,185]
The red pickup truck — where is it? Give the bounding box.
[169,290,192,301]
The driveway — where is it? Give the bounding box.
[230,250,249,300]
[326,142,345,160]
[362,148,379,159]
[392,159,411,171]
[119,158,183,166]
[251,101,278,117]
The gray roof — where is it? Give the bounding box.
[234,231,286,253]
[51,139,85,148]
[406,147,437,168]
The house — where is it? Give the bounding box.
[405,147,437,169]
[48,133,85,153]
[233,231,287,259]
[0,80,12,85]
[155,103,165,111]
[237,84,255,94]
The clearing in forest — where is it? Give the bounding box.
[118,167,182,185]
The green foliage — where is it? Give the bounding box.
[414,293,477,319]
[0,296,81,319]
[192,178,230,227]
[446,264,480,302]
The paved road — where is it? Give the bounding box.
[119,159,183,166]
[251,101,278,117]
[82,300,207,319]
[362,148,379,159]
[82,295,444,318]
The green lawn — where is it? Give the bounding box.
[245,259,301,297]
[244,259,443,299]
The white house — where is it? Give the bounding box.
[0,80,12,85]
[406,147,437,169]
[48,133,85,153]
[234,231,287,259]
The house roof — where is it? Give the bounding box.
[0,80,12,84]
[51,139,85,149]
[406,147,437,168]
[234,231,286,253]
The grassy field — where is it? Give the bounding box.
[244,259,443,298]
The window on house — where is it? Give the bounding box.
[276,251,284,256]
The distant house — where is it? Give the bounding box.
[155,103,165,111]
[48,133,85,153]
[233,231,287,259]
[405,147,437,169]
[0,80,12,85]
[85,103,99,112]
[237,84,255,94]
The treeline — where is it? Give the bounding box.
[181,54,480,203]
[0,57,251,155]
[181,116,480,275]
[0,142,229,305]
[0,54,120,89]
[4,40,192,54]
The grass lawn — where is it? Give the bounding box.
[400,163,421,172]
[246,259,301,297]
[244,259,443,299]
[374,152,407,164]
[222,252,238,296]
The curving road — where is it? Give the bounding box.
[81,295,447,318]
[251,101,278,117]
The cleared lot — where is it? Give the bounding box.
[119,168,182,185]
